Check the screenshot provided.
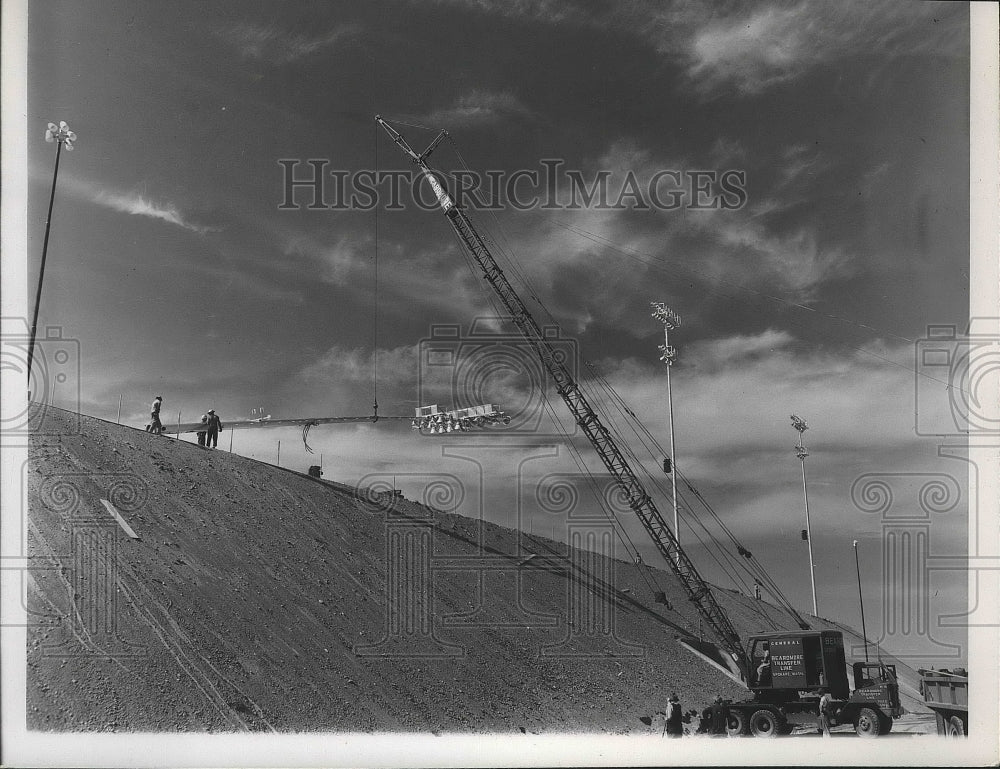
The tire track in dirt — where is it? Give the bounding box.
[113,553,277,732]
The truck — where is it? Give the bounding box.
[724,630,903,737]
[919,668,968,736]
[376,115,903,738]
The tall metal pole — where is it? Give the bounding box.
[28,122,76,391]
[651,302,681,565]
[116,394,123,424]
[853,539,869,662]
[791,415,818,615]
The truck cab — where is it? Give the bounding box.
[727,630,902,737]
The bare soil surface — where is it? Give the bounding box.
[24,408,932,734]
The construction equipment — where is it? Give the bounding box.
[412,404,510,433]
[722,630,903,736]
[919,668,968,736]
[376,116,901,736]
[377,114,748,672]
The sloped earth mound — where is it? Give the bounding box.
[24,408,932,733]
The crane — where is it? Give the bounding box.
[375,115,752,679]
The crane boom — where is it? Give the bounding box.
[376,115,751,679]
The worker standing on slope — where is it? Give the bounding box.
[150,396,164,435]
[196,414,208,446]
[665,693,683,737]
[205,409,223,448]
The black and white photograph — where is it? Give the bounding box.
[2,0,997,766]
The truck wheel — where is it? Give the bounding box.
[726,709,748,737]
[947,715,966,736]
[854,707,883,737]
[749,709,782,738]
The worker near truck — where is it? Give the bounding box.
[697,696,729,736]
[818,688,834,737]
[665,693,683,737]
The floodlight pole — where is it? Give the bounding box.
[792,415,818,616]
[853,539,869,663]
[28,122,76,391]
[651,302,681,565]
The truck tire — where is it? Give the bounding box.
[749,709,782,738]
[854,707,883,737]
[726,709,749,737]
[947,715,966,736]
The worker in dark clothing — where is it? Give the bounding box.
[196,414,208,446]
[150,396,163,435]
[665,692,683,737]
[709,696,730,735]
[205,409,223,448]
[696,705,713,734]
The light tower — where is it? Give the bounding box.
[651,301,681,564]
[853,539,869,662]
[791,414,818,615]
[28,121,77,390]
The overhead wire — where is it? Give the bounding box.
[444,137,786,599]
[440,204,671,602]
[373,118,380,418]
[380,119,812,623]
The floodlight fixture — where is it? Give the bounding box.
[28,120,77,389]
[650,301,681,330]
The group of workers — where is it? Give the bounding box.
[686,691,835,737]
[694,696,732,736]
[147,396,223,447]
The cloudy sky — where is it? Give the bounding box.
[23,0,973,662]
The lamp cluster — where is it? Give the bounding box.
[650,301,682,329]
[412,403,510,434]
[44,121,77,151]
[791,414,810,459]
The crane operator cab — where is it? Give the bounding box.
[747,631,850,700]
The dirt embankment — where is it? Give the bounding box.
[24,408,928,733]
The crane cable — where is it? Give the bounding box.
[420,129,799,621]
[584,361,806,622]
[440,207,672,603]
[446,138,769,594]
[372,118,380,421]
